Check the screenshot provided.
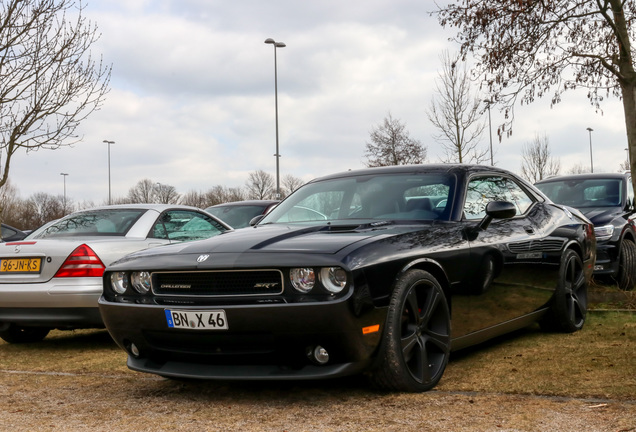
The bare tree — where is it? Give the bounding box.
[619,159,630,172]
[22,192,65,228]
[0,0,110,203]
[436,1,636,191]
[154,183,180,204]
[281,174,304,198]
[568,163,591,175]
[246,170,275,200]
[520,134,561,183]
[179,190,209,208]
[364,113,427,167]
[204,185,245,206]
[427,51,488,164]
[126,179,156,203]
[0,179,22,228]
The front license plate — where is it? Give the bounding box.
[165,309,228,330]
[0,258,42,273]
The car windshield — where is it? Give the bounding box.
[260,172,455,224]
[536,178,622,208]
[206,205,270,228]
[32,209,146,238]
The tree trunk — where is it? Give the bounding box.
[624,83,636,197]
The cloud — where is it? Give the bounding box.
[6,0,629,207]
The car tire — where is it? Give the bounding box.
[369,269,451,392]
[0,324,50,343]
[540,249,587,333]
[615,239,636,291]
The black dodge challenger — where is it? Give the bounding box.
[99,164,595,392]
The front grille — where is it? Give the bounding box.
[507,238,565,253]
[152,270,284,297]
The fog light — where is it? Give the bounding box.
[310,345,329,365]
[129,342,140,357]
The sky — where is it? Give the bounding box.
[7,0,630,204]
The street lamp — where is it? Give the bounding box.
[484,100,494,166]
[60,173,69,213]
[264,37,286,198]
[103,140,115,204]
[586,128,593,173]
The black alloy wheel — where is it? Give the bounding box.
[540,249,587,333]
[370,269,451,392]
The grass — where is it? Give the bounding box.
[439,311,636,400]
[0,300,634,431]
[0,311,634,400]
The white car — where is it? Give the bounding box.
[0,204,231,343]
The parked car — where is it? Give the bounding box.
[99,165,594,392]
[1,223,28,242]
[535,172,636,290]
[205,200,279,228]
[0,204,231,343]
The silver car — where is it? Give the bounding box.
[0,204,231,343]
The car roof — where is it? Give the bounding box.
[535,172,629,184]
[71,204,203,213]
[208,200,279,208]
[308,164,516,183]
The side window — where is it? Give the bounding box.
[151,211,226,242]
[628,177,634,208]
[1,226,16,238]
[464,176,534,220]
[152,222,168,239]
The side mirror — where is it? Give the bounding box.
[249,215,265,226]
[478,201,517,231]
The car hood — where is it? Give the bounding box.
[110,221,437,268]
[577,206,624,226]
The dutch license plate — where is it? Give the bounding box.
[165,309,228,330]
[0,258,42,273]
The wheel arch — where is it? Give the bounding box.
[397,258,452,309]
[620,225,636,244]
[563,239,583,259]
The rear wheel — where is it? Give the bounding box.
[370,269,451,392]
[540,249,587,333]
[615,239,636,291]
[0,324,50,343]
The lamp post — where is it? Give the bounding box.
[484,100,494,166]
[103,140,115,204]
[60,173,69,213]
[586,128,593,173]
[264,38,285,199]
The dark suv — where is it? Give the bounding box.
[535,172,636,290]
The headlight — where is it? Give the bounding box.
[594,225,614,241]
[320,267,348,293]
[131,271,152,294]
[290,268,315,293]
[110,272,128,294]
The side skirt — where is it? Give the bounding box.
[450,309,548,352]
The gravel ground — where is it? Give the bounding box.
[1,370,634,432]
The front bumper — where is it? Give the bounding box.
[99,294,386,380]
[592,241,619,276]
